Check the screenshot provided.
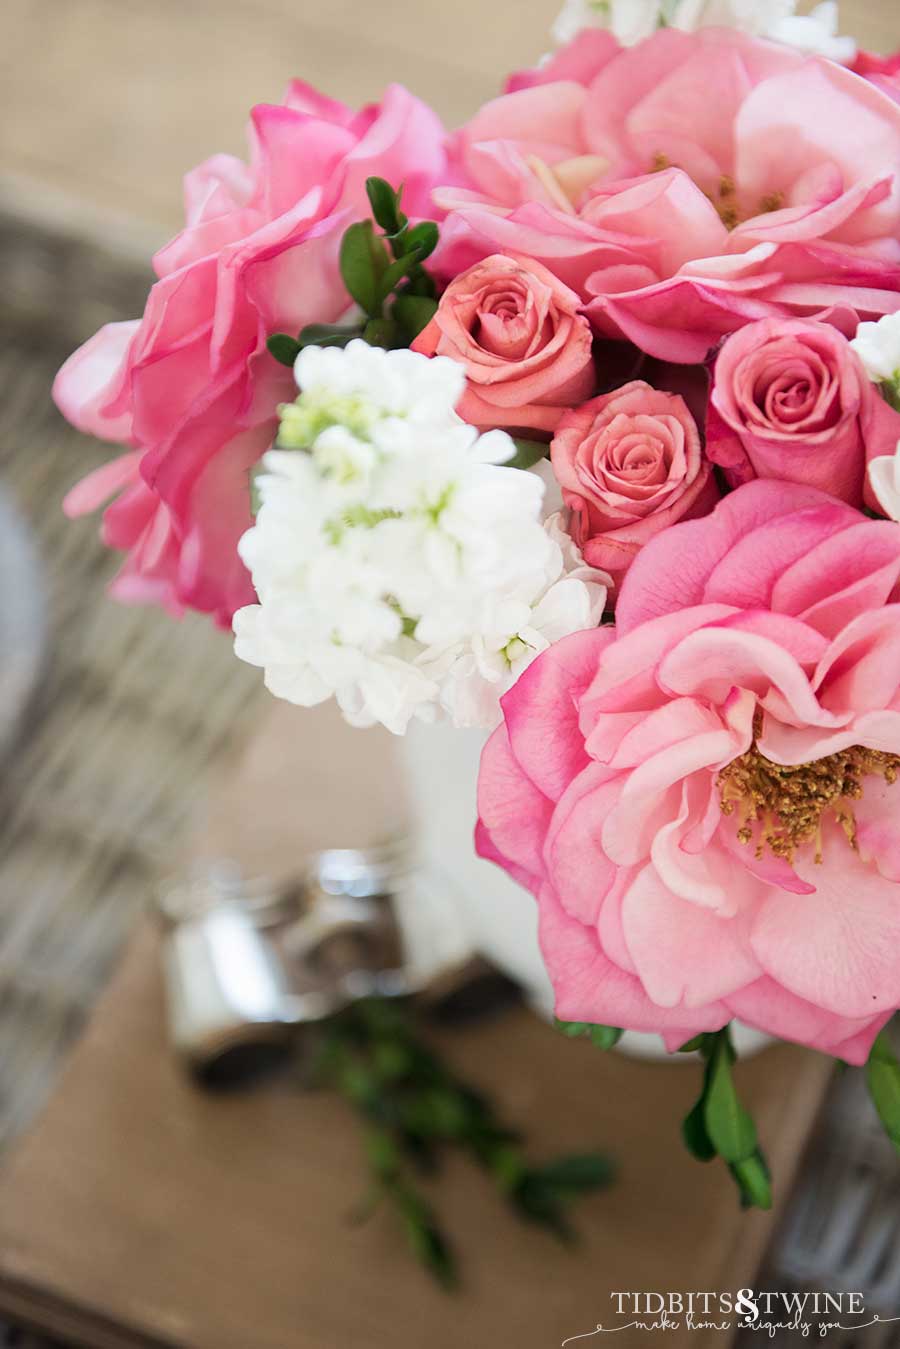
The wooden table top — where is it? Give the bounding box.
[0,917,831,1349]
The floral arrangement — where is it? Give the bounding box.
[56,0,900,1207]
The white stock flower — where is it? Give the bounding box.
[851,314,900,388]
[551,0,855,64]
[765,2,856,64]
[552,0,665,46]
[867,442,900,524]
[233,343,610,733]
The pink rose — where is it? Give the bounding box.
[55,83,448,624]
[412,254,595,435]
[853,50,900,104]
[436,29,900,363]
[477,480,900,1061]
[707,317,900,507]
[550,380,718,584]
[504,30,622,95]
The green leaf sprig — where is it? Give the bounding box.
[866,1028,900,1153]
[679,1028,772,1210]
[314,998,614,1288]
[267,179,440,367]
[556,1019,772,1210]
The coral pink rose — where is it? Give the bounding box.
[707,316,900,507]
[550,380,718,584]
[436,28,900,363]
[477,479,900,1061]
[55,83,448,624]
[412,254,595,435]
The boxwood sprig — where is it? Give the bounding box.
[266,178,440,367]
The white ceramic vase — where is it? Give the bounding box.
[399,717,774,1061]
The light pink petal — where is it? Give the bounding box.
[62,451,141,518]
[615,480,840,635]
[720,822,817,897]
[815,605,900,715]
[505,30,621,93]
[249,104,356,218]
[658,626,832,728]
[752,821,900,1019]
[855,777,900,884]
[621,864,762,1010]
[701,504,860,612]
[725,977,888,1065]
[772,521,900,636]
[476,724,554,893]
[502,626,616,802]
[581,603,735,713]
[538,884,728,1037]
[544,763,623,925]
[52,320,139,443]
[606,697,722,770]
[735,60,900,246]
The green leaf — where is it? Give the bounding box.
[340,220,389,317]
[533,1153,615,1194]
[505,438,549,471]
[729,1150,773,1211]
[702,1034,757,1165]
[266,332,302,367]
[366,1129,400,1179]
[552,1019,621,1049]
[589,1025,623,1051]
[681,1096,716,1162]
[402,220,439,262]
[867,1031,900,1152]
[362,317,398,349]
[392,293,438,344]
[511,1174,573,1238]
[376,251,426,303]
[297,322,362,350]
[365,177,405,236]
[881,377,900,413]
[406,1217,458,1290]
[678,1034,710,1054]
[554,1018,589,1038]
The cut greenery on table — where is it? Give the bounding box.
[313,998,614,1289]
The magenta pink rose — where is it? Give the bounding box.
[436,29,900,363]
[412,254,594,435]
[550,380,718,585]
[55,83,448,624]
[477,479,900,1061]
[707,317,900,507]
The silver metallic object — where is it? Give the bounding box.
[156,849,415,1084]
[0,486,46,764]
[289,845,416,1002]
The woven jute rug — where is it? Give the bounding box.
[0,209,263,1165]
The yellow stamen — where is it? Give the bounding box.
[718,718,899,865]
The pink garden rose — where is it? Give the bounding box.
[550,380,718,584]
[435,28,900,363]
[707,316,900,507]
[411,254,595,435]
[55,83,447,623]
[853,49,900,106]
[477,480,900,1062]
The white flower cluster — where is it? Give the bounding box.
[233,342,609,734]
[852,314,900,525]
[852,313,900,392]
[868,442,900,524]
[552,0,856,64]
